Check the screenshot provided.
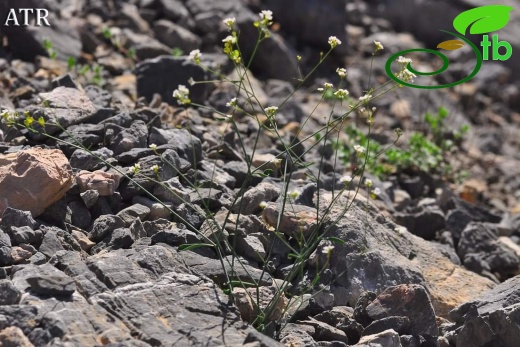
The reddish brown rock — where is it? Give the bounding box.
[76,170,121,196]
[0,148,73,217]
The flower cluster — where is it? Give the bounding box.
[322,245,335,256]
[223,17,235,31]
[336,68,347,79]
[172,85,191,105]
[328,36,342,49]
[1,109,17,127]
[396,69,417,83]
[317,82,333,92]
[222,34,240,63]
[226,97,238,108]
[130,163,141,174]
[334,89,349,99]
[374,41,384,52]
[255,10,274,38]
[188,49,202,64]
[265,106,278,117]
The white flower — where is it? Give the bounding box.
[223,17,236,30]
[149,143,157,151]
[259,201,268,210]
[265,106,278,116]
[172,85,190,105]
[372,187,381,196]
[364,178,373,188]
[188,49,202,64]
[340,175,353,184]
[259,10,273,22]
[226,97,238,107]
[152,164,160,174]
[336,68,347,78]
[130,163,141,174]
[317,87,324,92]
[334,89,349,99]
[395,225,407,236]
[396,68,417,82]
[396,56,412,69]
[353,145,365,154]
[323,82,333,89]
[359,93,371,103]
[322,245,335,255]
[222,35,237,45]
[328,36,342,49]
[374,41,384,52]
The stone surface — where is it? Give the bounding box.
[0,148,73,217]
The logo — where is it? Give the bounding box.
[385,5,514,89]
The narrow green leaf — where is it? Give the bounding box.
[453,5,513,35]
[178,243,214,251]
[325,237,347,245]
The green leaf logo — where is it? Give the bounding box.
[453,5,513,35]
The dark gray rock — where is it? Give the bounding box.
[7,226,43,246]
[445,209,473,239]
[0,279,21,305]
[91,228,134,254]
[1,208,39,233]
[458,222,520,279]
[148,127,202,164]
[51,73,79,89]
[136,56,210,105]
[26,275,76,297]
[152,177,190,205]
[116,204,151,227]
[151,228,199,246]
[366,284,438,342]
[153,20,201,53]
[363,316,411,336]
[232,182,280,215]
[68,201,91,230]
[0,229,13,266]
[110,120,149,155]
[394,204,445,240]
[299,318,349,343]
[80,189,100,209]
[236,9,299,81]
[88,215,126,242]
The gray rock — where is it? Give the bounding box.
[91,228,134,254]
[26,275,76,297]
[7,226,43,246]
[458,222,520,279]
[445,209,473,239]
[300,317,349,344]
[366,284,438,340]
[148,127,202,165]
[0,279,22,305]
[51,73,79,89]
[157,0,190,23]
[35,87,96,132]
[136,56,211,105]
[263,0,347,48]
[151,228,200,246]
[236,9,299,81]
[116,204,151,227]
[279,323,318,347]
[394,205,445,240]
[152,176,190,205]
[1,208,39,233]
[356,329,402,347]
[68,201,91,230]
[88,215,126,242]
[363,316,411,336]
[233,182,281,215]
[153,20,201,53]
[110,120,149,155]
[134,40,172,60]
[80,189,99,209]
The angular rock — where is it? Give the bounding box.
[458,222,520,279]
[148,128,202,164]
[153,20,201,53]
[136,56,210,105]
[0,326,34,347]
[262,202,319,239]
[0,279,22,305]
[394,204,445,240]
[233,182,281,215]
[366,284,438,341]
[76,170,121,197]
[26,275,76,297]
[88,215,126,243]
[110,120,149,155]
[0,148,73,217]
[356,329,402,347]
[116,204,151,227]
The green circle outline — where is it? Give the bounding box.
[384,30,483,89]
